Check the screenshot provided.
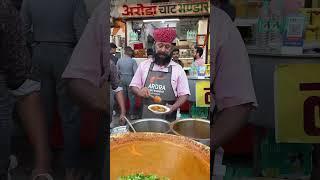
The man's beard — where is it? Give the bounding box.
[154,52,171,66]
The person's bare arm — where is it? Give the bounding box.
[115,90,126,115]
[171,67,190,112]
[67,78,107,112]
[170,95,189,112]
[211,104,252,149]
[131,86,150,98]
[114,90,126,125]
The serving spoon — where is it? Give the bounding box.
[124,116,136,133]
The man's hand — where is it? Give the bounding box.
[119,113,126,126]
[165,104,175,114]
[131,86,150,98]
[212,104,252,147]
[67,79,107,111]
[165,95,189,114]
[139,87,150,98]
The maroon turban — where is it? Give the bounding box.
[153,27,177,43]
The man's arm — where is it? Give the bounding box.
[170,67,190,112]
[211,8,257,149]
[115,91,125,113]
[66,78,126,117]
[170,95,189,112]
[62,1,108,111]
[67,78,107,112]
[131,86,149,98]
[211,104,252,149]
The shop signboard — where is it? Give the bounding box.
[275,64,320,143]
[120,0,210,18]
[196,80,210,107]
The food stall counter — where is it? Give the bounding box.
[188,76,210,102]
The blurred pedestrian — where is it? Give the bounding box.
[171,48,184,67]
[117,46,138,120]
[1,0,52,179]
[21,0,88,179]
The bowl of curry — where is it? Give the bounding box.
[148,104,170,114]
[110,132,210,180]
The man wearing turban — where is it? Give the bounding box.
[129,27,190,121]
[60,0,256,178]
[62,0,190,121]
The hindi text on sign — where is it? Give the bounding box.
[178,3,194,13]
[158,4,177,14]
[120,1,210,18]
[122,4,157,16]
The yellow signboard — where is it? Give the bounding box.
[196,80,210,107]
[275,64,320,143]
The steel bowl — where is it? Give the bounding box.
[170,118,210,146]
[110,132,210,180]
[127,118,171,133]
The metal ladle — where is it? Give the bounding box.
[124,116,136,133]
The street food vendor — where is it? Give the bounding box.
[129,27,190,121]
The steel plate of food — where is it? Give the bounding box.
[110,133,210,180]
[147,104,170,114]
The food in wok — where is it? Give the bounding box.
[110,133,210,180]
[119,173,169,180]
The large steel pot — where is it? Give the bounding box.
[126,118,171,133]
[170,118,210,146]
[110,132,210,180]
